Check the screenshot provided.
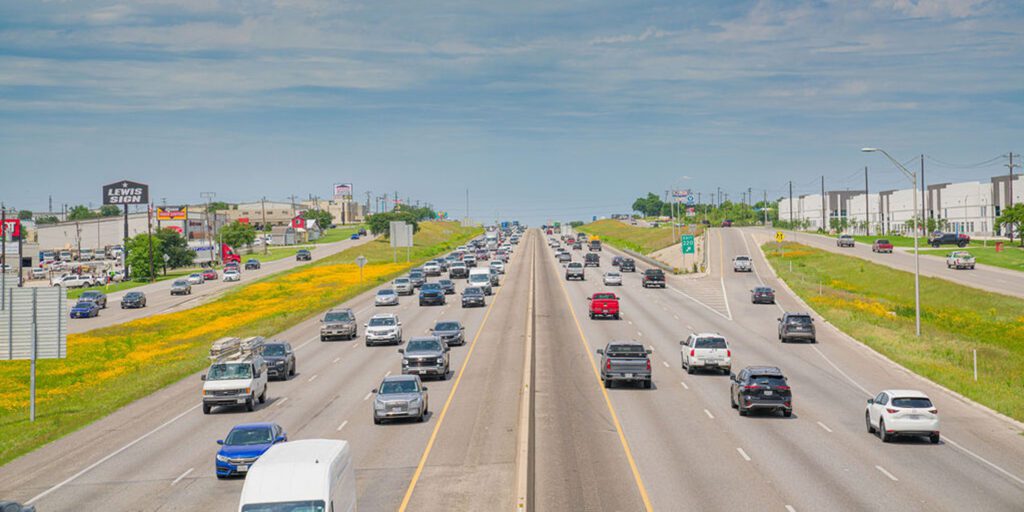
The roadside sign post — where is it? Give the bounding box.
[681,235,695,254]
[356,255,367,282]
[776,231,785,258]
[2,286,68,422]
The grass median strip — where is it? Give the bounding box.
[580,219,699,254]
[0,221,480,466]
[764,242,1024,422]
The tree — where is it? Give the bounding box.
[631,193,665,217]
[207,201,230,213]
[17,210,32,220]
[35,216,59,225]
[366,211,422,237]
[302,209,334,229]
[99,205,122,217]
[569,220,584,228]
[67,205,97,221]
[125,233,163,281]
[219,221,257,248]
[995,203,1024,245]
[156,228,195,268]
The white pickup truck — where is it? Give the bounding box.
[732,255,753,272]
[946,251,976,270]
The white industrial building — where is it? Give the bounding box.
[779,174,1022,237]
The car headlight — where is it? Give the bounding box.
[216,454,229,462]
[374,401,385,411]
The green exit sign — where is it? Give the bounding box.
[681,235,695,254]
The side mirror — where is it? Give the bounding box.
[372,388,378,393]
[398,348,405,354]
[596,349,604,355]
[398,322,402,326]
[729,372,737,381]
[460,326,465,330]
[422,386,428,391]
[216,439,224,445]
[586,297,592,300]
[776,318,782,322]
[363,323,368,327]
[200,374,206,381]
[646,349,653,354]
[679,341,686,345]
[444,347,451,352]
[867,398,874,405]
[275,436,286,443]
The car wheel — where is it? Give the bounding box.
[865,412,875,434]
[879,420,891,442]
[320,336,327,342]
[686,364,695,375]
[730,393,738,409]
[738,405,748,416]
[203,404,211,415]
[258,389,267,404]
[644,380,652,389]
[373,416,382,425]
[246,396,255,412]
[930,433,940,444]
[418,411,426,422]
[290,363,296,377]
[782,409,792,418]
[603,378,611,389]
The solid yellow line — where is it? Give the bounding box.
[552,253,654,512]
[398,232,525,511]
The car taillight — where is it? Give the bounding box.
[742,385,759,390]
[929,409,938,414]
[886,408,898,414]
[646,359,651,371]
[776,385,790,391]
[726,350,731,357]
[605,359,612,371]
[690,349,695,357]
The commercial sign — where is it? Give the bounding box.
[102,180,149,205]
[681,235,695,255]
[156,206,188,221]
[334,183,353,199]
[672,189,691,203]
[1,219,21,239]
[291,216,306,230]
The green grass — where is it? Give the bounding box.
[243,246,308,263]
[764,242,1024,422]
[919,246,1024,272]
[66,269,194,299]
[580,219,702,254]
[313,225,365,244]
[0,221,480,466]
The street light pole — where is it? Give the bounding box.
[863,147,921,337]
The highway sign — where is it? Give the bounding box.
[687,193,695,205]
[681,234,695,254]
[1,287,67,360]
[775,231,785,243]
[355,255,367,268]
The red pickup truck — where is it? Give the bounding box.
[588,292,620,320]
[871,239,894,253]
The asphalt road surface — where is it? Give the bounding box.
[752,227,1024,299]
[2,228,1023,511]
[60,236,374,334]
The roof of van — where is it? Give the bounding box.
[239,439,350,506]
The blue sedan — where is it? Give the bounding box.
[215,422,287,478]
[350,233,360,239]
[70,300,100,318]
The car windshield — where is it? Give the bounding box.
[755,287,772,293]
[380,380,419,394]
[421,284,441,291]
[378,289,395,296]
[606,345,646,357]
[324,311,352,322]
[207,363,252,380]
[892,397,933,408]
[749,375,786,386]
[594,293,616,300]
[439,280,453,286]
[407,339,441,352]
[435,322,460,331]
[80,292,100,299]
[877,239,890,244]
[787,316,812,325]
[190,274,202,278]
[263,344,286,356]
[74,301,93,308]
[369,317,396,327]
[646,270,663,276]
[568,263,582,268]
[173,280,188,286]
[695,337,728,349]
[410,272,423,277]
[606,272,620,277]
[225,427,273,446]
[395,278,410,284]
[735,256,750,261]
[464,288,483,296]
[126,292,142,299]
[241,501,325,512]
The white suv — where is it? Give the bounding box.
[489,260,505,274]
[680,333,731,374]
[866,389,940,444]
[732,256,752,272]
[364,314,403,346]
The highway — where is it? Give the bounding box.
[753,228,1024,299]
[2,228,1023,511]
[60,236,374,333]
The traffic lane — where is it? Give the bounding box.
[4,247,485,509]
[709,228,1024,509]
[553,255,794,511]
[65,236,374,333]
[737,228,1024,488]
[533,240,647,512]
[402,232,534,510]
[750,227,1023,299]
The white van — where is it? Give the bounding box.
[467,268,492,295]
[238,439,355,512]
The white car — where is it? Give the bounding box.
[31,267,47,280]
[489,260,505,274]
[603,271,623,286]
[223,270,241,282]
[680,333,731,374]
[187,273,205,285]
[364,313,402,346]
[866,389,940,444]
[732,256,752,272]
[375,288,399,306]
[422,262,442,276]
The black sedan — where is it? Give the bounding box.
[296,249,312,261]
[121,291,147,309]
[438,279,456,295]
[245,259,261,270]
[750,286,775,304]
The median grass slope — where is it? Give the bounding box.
[0,221,479,466]
[764,242,1024,422]
[581,219,698,254]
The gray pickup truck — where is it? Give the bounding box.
[597,341,652,389]
[565,262,585,281]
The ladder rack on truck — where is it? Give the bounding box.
[209,336,265,362]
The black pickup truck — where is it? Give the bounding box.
[927,232,970,248]
[642,268,665,288]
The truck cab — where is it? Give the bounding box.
[588,239,602,252]
[202,337,269,414]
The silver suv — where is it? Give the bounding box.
[393,277,414,295]
[373,375,429,424]
[365,313,402,346]
[320,308,357,341]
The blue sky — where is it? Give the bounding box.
[1,0,1022,224]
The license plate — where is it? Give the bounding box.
[907,414,922,420]
[236,465,248,472]
[625,373,634,379]
[237,398,247,404]
[764,390,773,396]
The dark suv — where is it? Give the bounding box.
[927,232,970,248]
[619,258,636,272]
[642,269,665,288]
[778,313,816,343]
[584,253,600,267]
[730,366,792,417]
[263,341,296,380]
[296,249,312,261]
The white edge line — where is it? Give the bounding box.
[704,409,715,419]
[875,465,899,481]
[272,397,289,408]
[308,374,318,382]
[363,392,372,401]
[171,467,193,486]
[661,360,670,368]
[816,421,833,433]
[27,403,201,505]
[943,436,1024,487]
[785,505,797,512]
[680,381,689,390]
[737,447,751,461]
[668,284,732,321]
[336,420,349,432]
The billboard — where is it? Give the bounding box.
[1,287,68,360]
[334,183,353,200]
[1,219,21,239]
[156,206,189,221]
[672,189,691,203]
[291,215,307,230]
[103,180,149,205]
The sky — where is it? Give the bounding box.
[1,0,1022,225]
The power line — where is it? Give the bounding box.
[924,154,1004,169]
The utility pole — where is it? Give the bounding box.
[289,195,298,217]
[763,190,768,225]
[864,167,870,236]
[2,203,7,308]
[1006,152,1020,242]
[75,221,82,262]
[48,195,52,215]
[201,192,216,265]
[789,181,794,228]
[147,203,154,283]
[466,188,470,225]
[821,175,826,231]
[261,197,268,255]
[920,155,926,236]
[748,187,752,208]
